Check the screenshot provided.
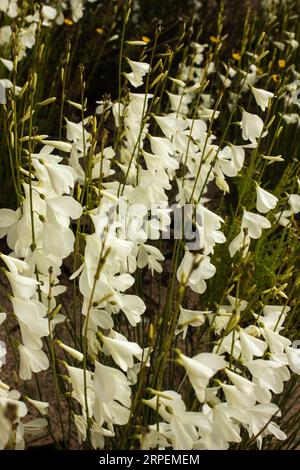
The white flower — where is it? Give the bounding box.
[262,305,289,332]
[241,110,266,142]
[112,293,146,327]
[242,210,271,239]
[285,346,300,374]
[0,392,27,450]
[41,5,57,24]
[93,361,131,426]
[101,332,142,372]
[177,252,216,294]
[153,114,187,139]
[0,209,18,238]
[288,194,300,214]
[70,0,84,22]
[198,404,241,449]
[143,391,202,450]
[42,222,75,258]
[225,369,255,395]
[46,196,82,228]
[44,162,77,195]
[18,345,49,380]
[39,139,72,153]
[239,329,267,361]
[221,383,255,408]
[0,0,18,17]
[11,297,49,348]
[246,359,289,394]
[256,185,278,213]
[67,365,95,412]
[229,228,251,258]
[178,352,226,402]
[5,271,39,300]
[217,145,245,177]
[137,244,165,274]
[251,86,274,111]
[124,59,150,88]
[175,307,207,339]
[276,209,292,227]
[233,403,285,449]
[26,398,49,415]
[56,341,83,362]
[149,135,173,156]
[262,327,291,354]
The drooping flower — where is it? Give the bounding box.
[251,86,274,111]
[18,345,49,380]
[256,185,278,213]
[240,110,266,142]
[177,352,226,402]
[124,59,149,88]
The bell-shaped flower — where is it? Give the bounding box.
[251,86,274,111]
[66,119,91,150]
[198,403,242,449]
[67,365,95,413]
[262,326,291,354]
[276,211,290,230]
[11,297,49,347]
[196,205,226,255]
[261,305,289,332]
[236,403,285,449]
[217,145,244,177]
[256,185,278,213]
[143,391,200,450]
[214,331,241,360]
[239,328,267,361]
[246,359,289,394]
[221,383,256,408]
[5,271,39,300]
[242,210,271,239]
[46,196,82,229]
[45,162,77,195]
[175,307,207,339]
[229,228,251,258]
[153,114,187,140]
[0,208,19,238]
[100,331,143,372]
[288,194,300,214]
[225,368,255,395]
[124,59,149,88]
[137,244,165,275]
[177,252,216,294]
[26,398,49,415]
[18,345,49,380]
[149,135,173,157]
[112,292,146,327]
[93,361,131,426]
[169,414,198,450]
[56,341,83,362]
[178,352,226,402]
[240,110,266,142]
[285,346,300,374]
[142,150,178,175]
[42,222,75,258]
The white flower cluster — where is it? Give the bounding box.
[0,143,82,381]
[0,2,300,451]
